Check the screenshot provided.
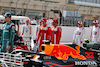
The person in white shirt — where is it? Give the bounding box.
[47,18,53,26]
[31,18,37,25]
[73,21,85,47]
[91,20,100,43]
[22,20,31,50]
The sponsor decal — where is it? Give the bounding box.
[75,61,97,66]
[43,56,52,60]
[12,26,15,32]
[42,45,86,60]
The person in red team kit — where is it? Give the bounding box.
[51,18,62,44]
[36,18,51,49]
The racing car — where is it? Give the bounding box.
[22,41,100,67]
[1,38,100,67]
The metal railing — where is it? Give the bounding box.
[0,53,23,67]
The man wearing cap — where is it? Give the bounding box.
[51,18,62,44]
[73,21,85,47]
[91,20,100,43]
[22,20,31,50]
[36,18,51,50]
[0,12,15,53]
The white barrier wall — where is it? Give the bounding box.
[60,26,91,42]
[0,24,92,42]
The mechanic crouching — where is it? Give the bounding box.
[0,12,15,53]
